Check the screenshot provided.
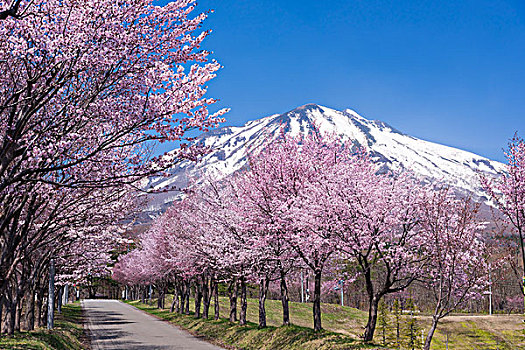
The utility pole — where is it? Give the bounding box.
[339,280,344,306]
[47,259,55,330]
[300,271,304,303]
[63,285,69,305]
[522,275,525,315]
[305,275,310,302]
[489,263,492,315]
[484,264,493,315]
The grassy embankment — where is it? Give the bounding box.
[0,303,89,350]
[128,297,382,350]
[130,295,525,350]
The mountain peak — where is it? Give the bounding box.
[295,103,322,110]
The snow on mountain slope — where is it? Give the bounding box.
[145,104,505,213]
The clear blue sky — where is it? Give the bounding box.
[160,0,525,162]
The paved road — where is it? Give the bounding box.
[82,299,223,350]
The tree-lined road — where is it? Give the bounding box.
[82,300,223,350]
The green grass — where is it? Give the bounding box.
[134,295,525,350]
[424,317,525,350]
[128,299,384,350]
[0,303,89,350]
[208,295,369,339]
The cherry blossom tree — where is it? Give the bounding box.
[300,146,428,341]
[235,142,303,327]
[0,0,226,333]
[184,178,254,323]
[0,0,226,298]
[482,135,525,300]
[235,132,351,331]
[283,135,350,332]
[420,188,488,350]
[113,177,253,321]
[0,183,139,333]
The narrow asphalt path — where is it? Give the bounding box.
[82,299,223,350]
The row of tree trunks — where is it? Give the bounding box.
[139,271,296,333]
[145,274,215,320]
[0,260,72,336]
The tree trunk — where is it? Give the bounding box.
[313,269,322,332]
[184,281,190,315]
[6,293,16,335]
[202,276,210,319]
[178,283,184,314]
[239,276,247,326]
[214,280,219,320]
[42,290,48,328]
[280,269,290,326]
[424,316,440,350]
[14,298,21,331]
[170,295,177,313]
[35,287,44,329]
[363,295,380,342]
[63,285,69,305]
[228,278,237,322]
[0,294,4,334]
[258,277,270,328]
[47,259,55,330]
[170,282,179,313]
[141,286,146,304]
[57,286,63,314]
[195,279,202,318]
[157,285,165,309]
[25,287,35,331]
[177,282,184,314]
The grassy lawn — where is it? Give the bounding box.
[133,295,525,350]
[0,303,89,350]
[423,315,525,350]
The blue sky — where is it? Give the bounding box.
[161,0,525,162]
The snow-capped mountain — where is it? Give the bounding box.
[145,103,505,214]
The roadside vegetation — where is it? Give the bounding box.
[129,296,525,350]
[0,303,89,350]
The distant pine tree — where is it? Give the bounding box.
[377,299,390,346]
[403,298,422,350]
[393,299,401,348]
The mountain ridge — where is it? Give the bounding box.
[144,104,505,215]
